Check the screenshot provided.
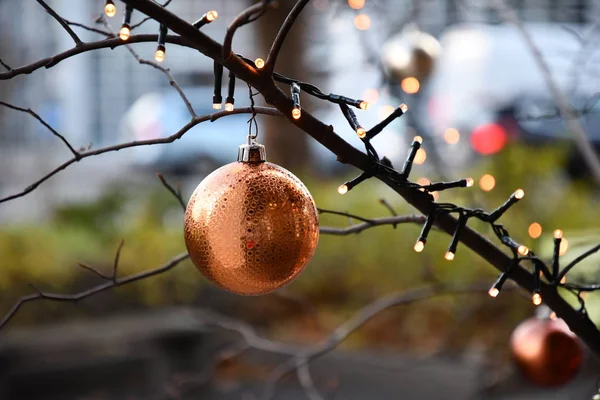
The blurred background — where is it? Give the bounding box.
[1,0,600,398]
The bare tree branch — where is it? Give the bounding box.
[223,1,273,61]
[265,0,311,74]
[64,19,113,37]
[0,35,193,80]
[112,239,125,283]
[77,263,112,281]
[35,0,83,46]
[379,198,398,217]
[260,282,515,399]
[494,0,600,185]
[130,0,173,31]
[157,173,186,211]
[0,253,189,331]
[0,106,282,204]
[320,215,425,235]
[100,18,197,118]
[0,58,12,71]
[0,100,80,158]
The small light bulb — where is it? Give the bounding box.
[413,135,423,144]
[254,58,265,69]
[554,229,563,239]
[465,178,474,187]
[154,49,165,62]
[550,312,557,320]
[337,184,348,195]
[104,2,116,17]
[225,102,234,111]
[212,103,222,110]
[400,103,408,113]
[513,188,525,199]
[207,10,218,21]
[532,292,542,306]
[517,245,529,256]
[414,240,425,253]
[488,288,499,298]
[119,26,131,41]
[560,276,567,284]
[356,127,366,138]
[292,107,301,120]
[444,251,455,261]
[359,101,369,110]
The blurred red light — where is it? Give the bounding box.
[470,123,507,155]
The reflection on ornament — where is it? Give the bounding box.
[511,316,583,386]
[184,140,319,295]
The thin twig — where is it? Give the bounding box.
[379,199,397,216]
[36,0,83,46]
[0,107,282,204]
[130,0,172,30]
[494,0,600,185]
[157,173,186,211]
[557,244,600,283]
[0,101,80,157]
[265,0,311,74]
[317,208,375,224]
[112,239,125,282]
[0,35,198,80]
[223,1,272,61]
[0,253,189,330]
[64,19,113,37]
[77,263,112,281]
[260,282,509,400]
[0,58,12,71]
[319,215,424,235]
[297,363,324,400]
[101,18,197,118]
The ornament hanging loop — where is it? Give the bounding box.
[247,84,259,141]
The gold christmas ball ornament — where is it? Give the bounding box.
[184,139,319,295]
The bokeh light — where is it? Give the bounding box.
[354,14,371,30]
[414,148,427,164]
[479,174,496,191]
[348,0,365,9]
[362,88,379,104]
[444,128,460,144]
[401,77,420,94]
[559,238,569,256]
[528,222,542,239]
[378,105,395,119]
[471,124,507,155]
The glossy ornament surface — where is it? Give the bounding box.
[184,143,319,295]
[510,317,583,386]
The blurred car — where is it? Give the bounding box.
[120,86,409,175]
[421,22,600,173]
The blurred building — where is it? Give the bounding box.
[0,0,260,149]
[0,0,597,149]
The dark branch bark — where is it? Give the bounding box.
[265,0,311,74]
[0,101,80,157]
[319,215,425,235]
[0,35,193,80]
[36,0,83,46]
[0,107,281,204]
[0,253,189,330]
